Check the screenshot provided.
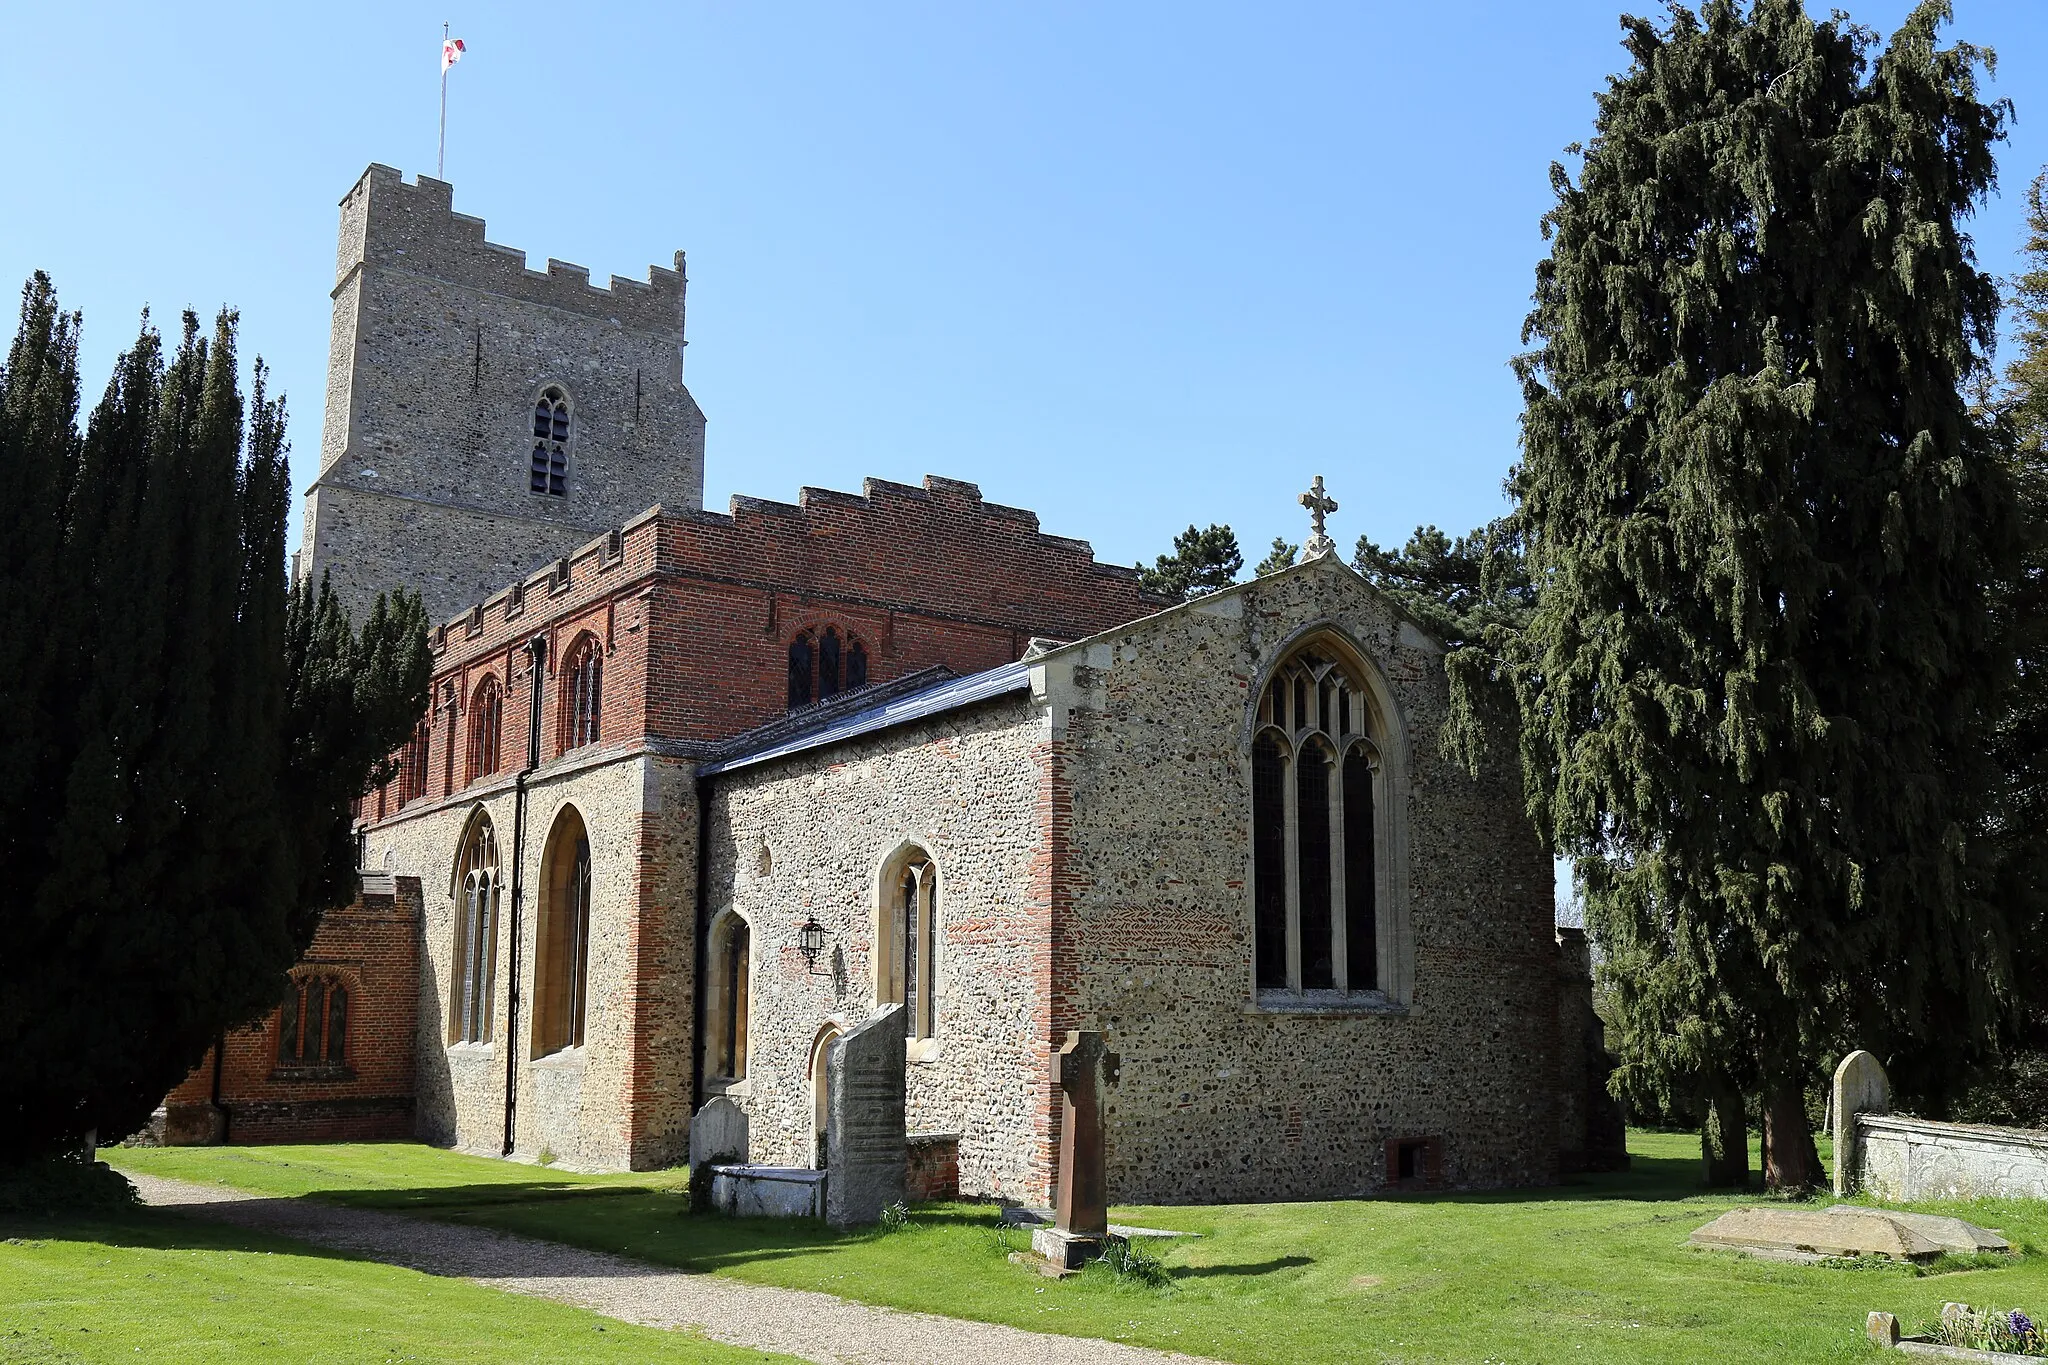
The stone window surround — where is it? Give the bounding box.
[530,803,594,1060]
[703,906,754,1087]
[869,839,942,1064]
[528,382,575,497]
[449,808,504,1045]
[1241,622,1415,1012]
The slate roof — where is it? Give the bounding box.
[699,660,1035,777]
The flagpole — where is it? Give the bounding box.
[438,21,449,179]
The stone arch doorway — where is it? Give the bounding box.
[807,1024,841,1170]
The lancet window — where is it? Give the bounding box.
[452,815,501,1044]
[1252,645,1382,997]
[877,848,938,1040]
[562,634,602,750]
[707,913,751,1081]
[467,676,502,783]
[532,807,593,1057]
[530,387,570,496]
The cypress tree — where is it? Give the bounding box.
[1500,0,2019,1188]
[0,284,429,1161]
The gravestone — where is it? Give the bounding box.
[825,1003,906,1228]
[688,1095,750,1212]
[1689,1207,1941,1262]
[1832,1050,1893,1197]
[1032,1029,1120,1269]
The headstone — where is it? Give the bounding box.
[1032,1029,1121,1270]
[1832,1050,1893,1196]
[825,1003,906,1228]
[1689,1207,1940,1262]
[1867,1311,1900,1347]
[688,1095,750,1212]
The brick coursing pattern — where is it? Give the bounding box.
[162,876,422,1144]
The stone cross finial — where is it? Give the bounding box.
[1050,1029,1120,1238]
[1299,475,1338,559]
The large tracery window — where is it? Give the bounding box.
[530,387,569,496]
[533,807,593,1057]
[467,676,502,784]
[1252,645,1383,998]
[562,634,602,750]
[452,815,501,1044]
[877,848,938,1041]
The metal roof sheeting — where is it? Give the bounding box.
[699,660,1035,777]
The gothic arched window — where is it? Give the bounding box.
[707,913,751,1081]
[1252,645,1382,997]
[452,815,501,1044]
[562,634,602,750]
[467,676,502,784]
[530,386,570,496]
[532,806,593,1057]
[786,627,871,709]
[399,721,430,806]
[876,847,938,1040]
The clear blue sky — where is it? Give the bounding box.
[9,2,2047,575]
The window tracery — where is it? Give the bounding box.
[276,973,348,1072]
[532,807,593,1057]
[1252,645,1383,997]
[467,676,502,783]
[786,627,870,709]
[530,386,569,496]
[452,815,501,1044]
[876,848,937,1040]
[562,634,602,750]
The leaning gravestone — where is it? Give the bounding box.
[688,1095,750,1212]
[1832,1050,1893,1197]
[825,1003,907,1228]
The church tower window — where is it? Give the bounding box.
[1251,644,1384,998]
[467,676,502,783]
[452,815,501,1044]
[561,634,602,750]
[786,627,871,709]
[529,387,570,496]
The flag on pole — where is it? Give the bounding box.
[442,37,466,72]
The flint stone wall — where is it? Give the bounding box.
[368,744,694,1170]
[1859,1114,2048,1203]
[1041,561,1563,1204]
[703,696,1048,1201]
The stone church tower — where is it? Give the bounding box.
[298,164,707,622]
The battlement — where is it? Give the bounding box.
[338,164,686,336]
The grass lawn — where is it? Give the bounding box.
[0,1205,789,1365]
[114,1132,2048,1364]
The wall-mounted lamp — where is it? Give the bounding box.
[797,915,829,975]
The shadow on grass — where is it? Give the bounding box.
[1171,1255,1313,1279]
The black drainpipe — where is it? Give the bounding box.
[689,770,713,1118]
[210,1029,229,1143]
[503,634,547,1156]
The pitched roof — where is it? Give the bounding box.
[698,660,1034,777]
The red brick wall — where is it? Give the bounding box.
[161,875,421,1145]
[367,475,1161,816]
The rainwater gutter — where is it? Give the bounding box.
[503,634,547,1156]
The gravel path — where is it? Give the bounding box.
[128,1172,1222,1365]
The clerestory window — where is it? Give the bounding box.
[530,387,570,496]
[561,634,602,751]
[467,676,502,784]
[1252,645,1384,997]
[786,626,870,709]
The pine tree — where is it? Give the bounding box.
[1498,0,2019,1189]
[1255,537,1299,576]
[0,283,430,1162]
[1139,523,1243,601]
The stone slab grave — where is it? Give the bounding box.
[825,1003,907,1229]
[710,1164,826,1219]
[1032,1030,1120,1271]
[1691,1207,2010,1264]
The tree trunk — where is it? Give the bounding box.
[1762,1080,1823,1192]
[1701,1078,1750,1188]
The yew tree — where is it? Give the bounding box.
[1506,0,2020,1188]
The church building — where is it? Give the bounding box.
[159,165,1617,1203]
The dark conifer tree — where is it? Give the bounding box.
[0,284,429,1162]
[1139,523,1244,601]
[1499,0,2019,1188]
